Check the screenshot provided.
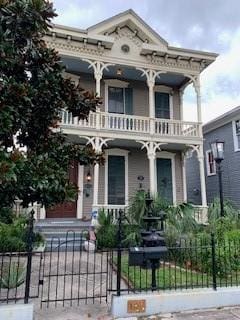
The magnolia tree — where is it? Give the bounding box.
[0,0,101,220]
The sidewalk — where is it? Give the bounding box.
[34,306,240,320]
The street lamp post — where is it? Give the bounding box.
[210,139,225,217]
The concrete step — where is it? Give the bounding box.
[35,219,92,251]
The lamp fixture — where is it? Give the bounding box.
[210,139,225,163]
[116,68,123,76]
[86,170,92,182]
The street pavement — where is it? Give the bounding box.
[35,306,240,319]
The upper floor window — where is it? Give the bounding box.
[206,150,216,176]
[107,85,133,115]
[155,92,170,119]
[233,120,240,151]
[108,87,124,114]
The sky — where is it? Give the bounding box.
[52,0,240,123]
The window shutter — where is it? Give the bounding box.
[108,156,125,205]
[125,88,133,115]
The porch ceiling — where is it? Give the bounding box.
[61,56,188,87]
[66,135,189,152]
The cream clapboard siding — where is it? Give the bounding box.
[82,149,184,215]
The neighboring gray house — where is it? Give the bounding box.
[186,106,240,208]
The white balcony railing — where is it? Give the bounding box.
[61,111,201,138]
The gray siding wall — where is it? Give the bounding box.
[186,121,240,208]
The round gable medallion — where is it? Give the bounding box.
[121,44,130,53]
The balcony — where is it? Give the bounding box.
[61,110,201,140]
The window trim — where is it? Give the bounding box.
[205,149,216,176]
[104,79,129,113]
[104,148,129,206]
[232,120,240,152]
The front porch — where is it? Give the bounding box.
[32,137,207,223]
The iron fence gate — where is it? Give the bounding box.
[39,231,114,307]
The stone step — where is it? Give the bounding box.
[35,220,92,251]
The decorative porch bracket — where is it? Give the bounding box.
[136,68,166,122]
[82,59,115,95]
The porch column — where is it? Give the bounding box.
[84,136,112,210]
[93,162,99,207]
[82,59,114,96]
[136,68,165,134]
[148,152,157,195]
[137,141,163,196]
[198,145,207,207]
[179,89,184,121]
[181,151,187,202]
[77,164,84,219]
[193,75,202,124]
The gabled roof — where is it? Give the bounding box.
[87,9,168,47]
[204,105,240,134]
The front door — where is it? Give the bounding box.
[46,162,78,218]
[157,158,173,204]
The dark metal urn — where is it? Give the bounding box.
[129,191,168,290]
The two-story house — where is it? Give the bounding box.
[187,106,240,208]
[38,9,217,220]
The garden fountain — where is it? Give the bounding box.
[129,191,168,290]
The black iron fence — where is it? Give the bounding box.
[112,235,240,294]
[0,215,240,307]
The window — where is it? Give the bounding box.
[108,86,133,115]
[233,120,240,151]
[108,87,124,114]
[155,92,170,119]
[206,150,216,176]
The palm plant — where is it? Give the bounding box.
[208,197,240,223]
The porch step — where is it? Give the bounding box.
[35,219,92,251]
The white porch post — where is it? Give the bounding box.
[198,145,207,207]
[193,75,202,124]
[136,68,165,134]
[181,152,187,202]
[93,162,99,207]
[83,137,112,211]
[148,152,156,195]
[179,89,184,121]
[137,141,163,196]
[77,164,84,219]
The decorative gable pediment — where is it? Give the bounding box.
[87,9,168,49]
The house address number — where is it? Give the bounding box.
[127,299,146,313]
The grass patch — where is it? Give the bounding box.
[115,254,240,290]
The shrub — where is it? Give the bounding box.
[0,207,14,224]
[0,261,26,289]
[0,216,44,252]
